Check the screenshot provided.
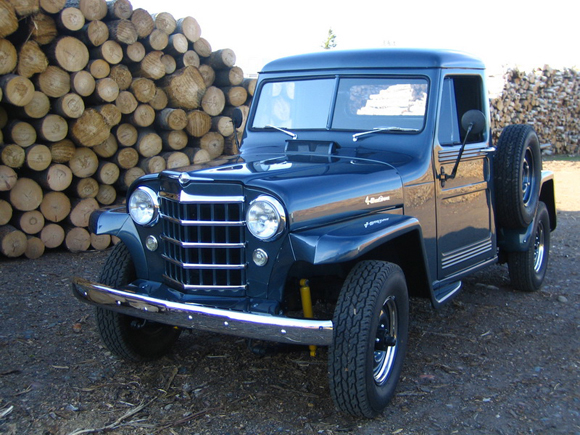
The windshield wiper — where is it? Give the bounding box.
[265,125,298,140]
[352,126,418,142]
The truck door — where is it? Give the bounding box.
[435,74,496,281]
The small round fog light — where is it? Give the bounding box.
[252,248,268,266]
[146,235,158,251]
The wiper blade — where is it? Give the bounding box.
[352,126,418,142]
[265,125,297,140]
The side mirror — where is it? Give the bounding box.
[461,109,486,136]
[232,107,244,129]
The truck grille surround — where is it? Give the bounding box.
[159,187,247,295]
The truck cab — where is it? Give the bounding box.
[73,48,556,418]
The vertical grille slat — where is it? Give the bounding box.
[159,188,246,295]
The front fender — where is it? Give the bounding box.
[89,207,149,278]
[289,212,422,264]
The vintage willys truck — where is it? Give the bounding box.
[73,48,556,417]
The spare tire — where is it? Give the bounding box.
[494,124,541,229]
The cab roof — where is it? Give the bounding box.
[261,48,485,73]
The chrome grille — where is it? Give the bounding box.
[159,189,246,294]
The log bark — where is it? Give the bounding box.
[40,190,70,221]
[0,225,27,257]
[201,86,225,116]
[64,225,90,252]
[214,66,243,87]
[106,0,131,19]
[139,155,165,174]
[48,36,89,72]
[129,103,155,127]
[69,108,110,147]
[136,128,161,157]
[92,133,117,158]
[1,144,25,168]
[29,12,57,45]
[57,6,84,31]
[17,40,48,78]
[6,120,36,147]
[186,109,211,137]
[0,38,17,75]
[36,65,70,97]
[53,93,85,118]
[160,66,206,110]
[68,176,98,197]
[0,0,19,38]
[95,160,119,184]
[30,163,72,190]
[130,8,153,38]
[156,108,187,130]
[33,114,68,142]
[0,74,35,106]
[70,70,95,97]
[68,145,98,177]
[79,19,109,47]
[96,183,115,205]
[176,16,201,43]
[25,236,44,258]
[109,63,132,90]
[25,143,52,171]
[160,129,187,151]
[10,177,43,211]
[0,199,12,225]
[13,209,44,234]
[113,146,138,169]
[208,48,236,69]
[40,222,64,247]
[49,139,75,163]
[114,122,137,146]
[0,165,18,191]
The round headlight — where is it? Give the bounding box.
[128,186,159,226]
[246,195,286,241]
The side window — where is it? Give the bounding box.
[438,75,485,146]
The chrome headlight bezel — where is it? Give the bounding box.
[246,195,286,241]
[128,186,159,226]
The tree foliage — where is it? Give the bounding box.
[322,28,337,50]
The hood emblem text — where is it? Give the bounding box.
[365,195,390,205]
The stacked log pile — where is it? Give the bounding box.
[0,0,256,259]
[490,66,580,154]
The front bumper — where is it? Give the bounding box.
[72,277,334,346]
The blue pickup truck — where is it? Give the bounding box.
[73,48,556,417]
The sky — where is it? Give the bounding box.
[132,0,579,75]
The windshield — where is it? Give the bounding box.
[251,77,428,132]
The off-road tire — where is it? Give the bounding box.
[508,202,550,292]
[95,243,181,361]
[328,261,409,418]
[494,124,541,229]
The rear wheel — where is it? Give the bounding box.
[494,124,541,229]
[508,202,550,292]
[95,242,181,361]
[328,261,409,417]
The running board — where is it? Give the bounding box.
[433,281,462,305]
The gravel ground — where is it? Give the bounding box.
[0,159,578,435]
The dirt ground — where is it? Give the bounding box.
[1,159,579,435]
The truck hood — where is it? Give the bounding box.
[160,152,404,231]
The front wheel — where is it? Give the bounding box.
[328,261,409,418]
[508,202,551,292]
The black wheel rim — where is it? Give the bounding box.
[373,296,398,385]
[522,147,534,207]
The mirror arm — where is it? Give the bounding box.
[439,123,473,186]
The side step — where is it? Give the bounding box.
[433,281,462,305]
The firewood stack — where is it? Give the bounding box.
[490,66,580,154]
[0,0,256,259]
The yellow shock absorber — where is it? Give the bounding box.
[299,279,317,357]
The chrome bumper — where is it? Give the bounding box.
[72,277,334,346]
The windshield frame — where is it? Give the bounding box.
[249,74,430,135]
